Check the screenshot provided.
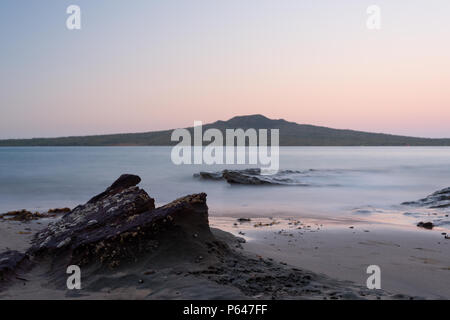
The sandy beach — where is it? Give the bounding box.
[1,204,448,299]
[212,216,450,299]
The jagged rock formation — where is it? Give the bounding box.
[29,174,214,269]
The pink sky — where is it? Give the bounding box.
[1,1,449,139]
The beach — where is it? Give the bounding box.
[1,202,448,299]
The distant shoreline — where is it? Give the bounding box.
[1,115,450,147]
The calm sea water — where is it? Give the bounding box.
[1,147,449,228]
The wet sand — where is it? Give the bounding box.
[211,216,450,299]
[0,219,50,253]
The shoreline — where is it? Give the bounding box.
[1,212,448,299]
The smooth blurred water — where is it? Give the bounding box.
[1,147,449,226]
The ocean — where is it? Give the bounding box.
[1,146,449,229]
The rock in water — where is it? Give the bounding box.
[194,168,308,185]
[403,187,450,208]
[193,171,224,180]
[222,169,272,185]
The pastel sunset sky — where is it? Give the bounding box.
[1,0,449,138]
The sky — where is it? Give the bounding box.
[0,0,449,139]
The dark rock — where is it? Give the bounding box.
[403,187,450,208]
[193,171,224,180]
[194,168,307,186]
[223,169,271,185]
[417,222,434,230]
[28,175,214,270]
[87,174,142,204]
